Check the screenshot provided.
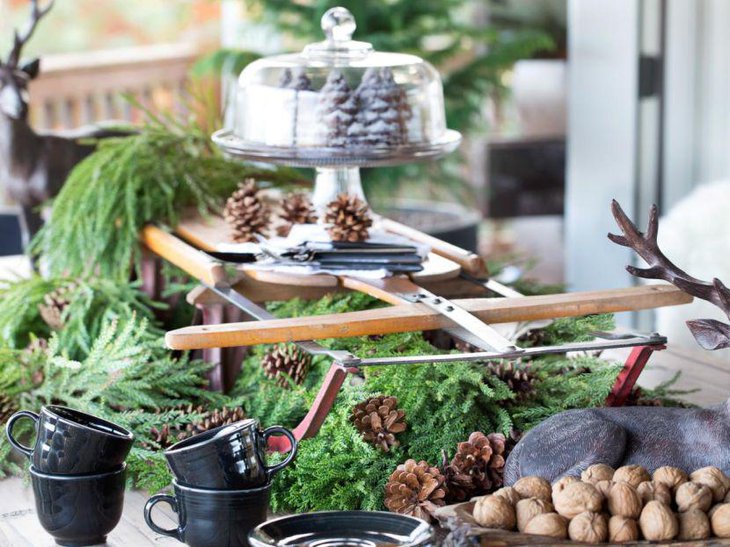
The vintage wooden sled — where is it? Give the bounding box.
[140,212,692,451]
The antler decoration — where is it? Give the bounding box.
[6,0,55,68]
[608,199,730,350]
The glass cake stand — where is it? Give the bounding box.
[213,7,462,210]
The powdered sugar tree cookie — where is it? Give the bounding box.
[349,67,411,147]
[316,70,357,147]
[280,69,314,145]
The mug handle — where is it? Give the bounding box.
[262,425,298,479]
[144,495,181,540]
[5,410,39,458]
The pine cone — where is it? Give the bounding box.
[489,361,536,399]
[185,405,247,436]
[261,345,312,388]
[350,395,406,451]
[38,282,77,330]
[223,179,270,242]
[517,327,547,347]
[0,395,17,426]
[324,194,372,243]
[442,431,507,502]
[384,459,447,522]
[144,405,247,449]
[276,193,317,236]
[147,423,189,449]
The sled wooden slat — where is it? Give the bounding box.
[140,225,227,287]
[165,285,692,350]
[377,215,488,276]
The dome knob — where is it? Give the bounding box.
[321,7,356,43]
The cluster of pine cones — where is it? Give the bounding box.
[223,179,372,243]
[383,430,520,523]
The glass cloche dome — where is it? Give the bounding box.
[213,6,461,208]
[214,6,460,167]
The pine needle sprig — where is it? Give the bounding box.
[20,315,213,412]
[0,275,160,358]
[31,112,306,281]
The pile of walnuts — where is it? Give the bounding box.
[472,464,730,543]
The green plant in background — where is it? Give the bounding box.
[30,98,306,282]
[199,0,554,205]
[488,0,567,58]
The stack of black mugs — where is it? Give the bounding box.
[145,418,298,547]
[6,405,134,546]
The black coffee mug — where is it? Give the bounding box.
[144,480,270,547]
[6,405,134,474]
[31,464,126,546]
[164,419,296,489]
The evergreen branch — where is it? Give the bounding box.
[31,109,307,281]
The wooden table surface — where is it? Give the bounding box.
[0,478,179,547]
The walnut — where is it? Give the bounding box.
[513,476,552,502]
[581,463,614,484]
[493,486,521,507]
[594,479,614,500]
[690,466,729,502]
[608,515,639,543]
[710,503,730,538]
[613,464,650,488]
[516,497,553,532]
[607,481,642,518]
[522,512,568,539]
[553,481,603,519]
[568,511,608,544]
[639,500,678,541]
[473,495,516,530]
[653,465,688,491]
[677,508,711,540]
[675,481,712,512]
[636,480,672,506]
[551,475,580,498]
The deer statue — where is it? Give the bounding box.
[504,199,730,483]
[0,0,130,249]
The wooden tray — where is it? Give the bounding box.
[434,501,730,546]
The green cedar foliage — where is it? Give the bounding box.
[0,275,160,356]
[31,111,306,282]
[0,283,687,504]
[225,294,640,513]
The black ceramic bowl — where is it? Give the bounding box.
[30,464,126,546]
[145,480,271,547]
[248,511,434,547]
[7,405,134,474]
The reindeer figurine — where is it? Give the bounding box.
[504,199,730,483]
[0,0,130,248]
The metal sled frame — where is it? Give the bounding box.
[140,215,691,452]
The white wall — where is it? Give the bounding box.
[565,1,640,294]
[664,0,730,205]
